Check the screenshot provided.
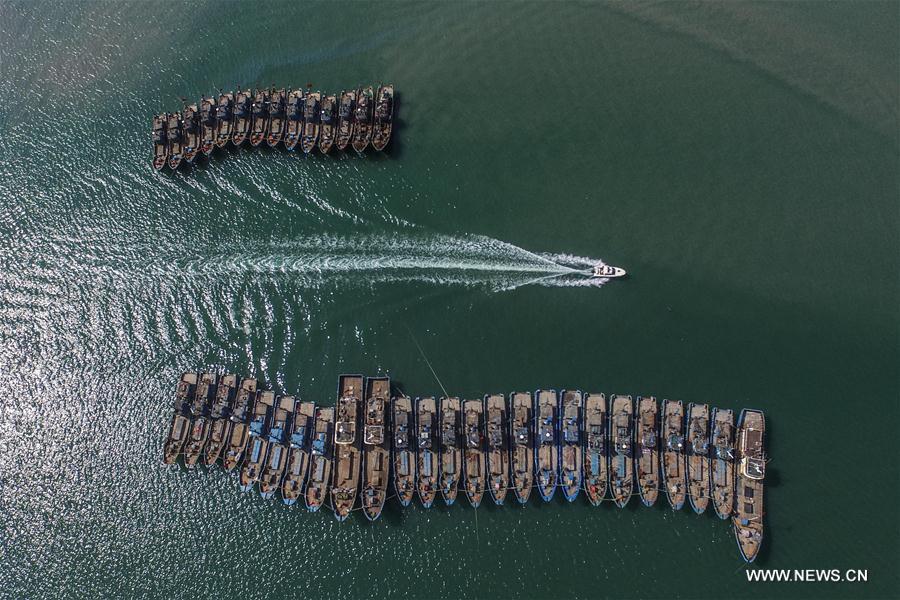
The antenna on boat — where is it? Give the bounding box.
[404,325,448,400]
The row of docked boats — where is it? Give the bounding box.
[163,373,767,562]
[152,84,395,170]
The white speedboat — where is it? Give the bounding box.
[592,264,627,278]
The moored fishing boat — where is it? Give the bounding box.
[305,406,334,512]
[214,91,233,148]
[351,85,373,152]
[559,390,583,502]
[230,89,252,146]
[636,396,660,506]
[183,372,218,468]
[239,390,274,492]
[318,94,337,154]
[259,395,295,499]
[610,394,634,507]
[662,399,687,510]
[249,88,270,147]
[392,396,415,506]
[462,398,485,508]
[163,372,197,464]
[152,113,168,170]
[583,393,608,505]
[687,402,711,514]
[199,96,216,156]
[331,374,363,521]
[535,389,558,502]
[361,376,390,521]
[485,394,509,505]
[711,407,736,519]
[438,396,461,505]
[181,102,201,164]
[300,91,321,154]
[166,112,183,170]
[509,392,533,504]
[222,377,256,472]
[335,89,356,151]
[266,87,287,147]
[733,409,766,562]
[283,89,304,151]
[416,396,438,508]
[203,374,237,466]
[371,84,394,151]
[282,400,315,506]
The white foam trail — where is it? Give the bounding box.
[162,232,610,292]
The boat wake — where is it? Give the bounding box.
[166,232,613,291]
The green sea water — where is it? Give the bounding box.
[1,1,898,598]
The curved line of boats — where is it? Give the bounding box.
[152,84,395,170]
[163,372,767,562]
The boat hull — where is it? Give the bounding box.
[462,399,485,508]
[534,389,558,502]
[510,392,534,505]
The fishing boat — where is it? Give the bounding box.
[559,390,583,502]
[711,407,736,519]
[687,402,711,514]
[583,393,608,506]
[335,89,356,151]
[259,395,296,499]
[636,396,659,507]
[509,392,533,504]
[182,372,218,468]
[392,396,415,506]
[590,264,627,278]
[199,96,216,156]
[266,87,287,147]
[239,390,274,492]
[214,91,234,148]
[163,372,197,464]
[361,376,390,521]
[733,409,766,562]
[202,373,237,466]
[484,394,509,505]
[371,84,394,151]
[152,113,168,170]
[662,399,687,510]
[438,396,461,505]
[305,406,334,512]
[318,94,337,154]
[222,377,256,472]
[610,394,634,507]
[534,389,558,502]
[249,88,270,147]
[181,103,201,164]
[331,374,363,521]
[351,85,374,152]
[282,400,315,506]
[300,91,321,154]
[416,396,439,508]
[283,89,304,151]
[165,112,183,170]
[462,398,485,508]
[231,89,252,146]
